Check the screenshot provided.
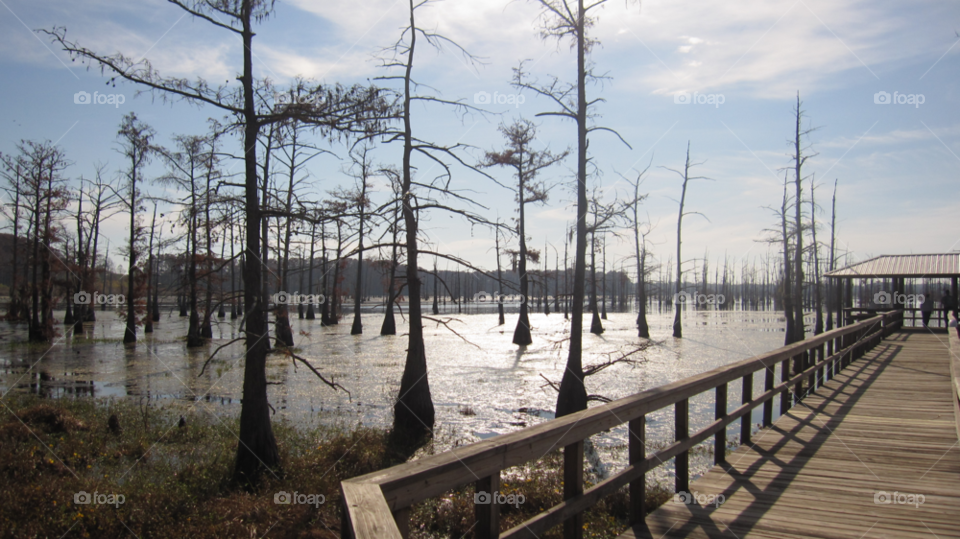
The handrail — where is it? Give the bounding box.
[949,316,960,442]
[341,310,903,539]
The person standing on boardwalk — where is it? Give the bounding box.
[920,291,934,328]
[941,289,956,327]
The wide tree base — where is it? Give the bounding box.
[512,312,532,345]
[590,311,604,335]
[380,312,396,335]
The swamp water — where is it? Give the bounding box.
[0,307,809,482]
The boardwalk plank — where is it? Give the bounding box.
[623,332,960,539]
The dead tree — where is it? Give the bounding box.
[0,153,26,321]
[621,164,651,337]
[826,179,839,331]
[15,141,71,342]
[377,0,494,443]
[156,135,208,347]
[145,204,158,333]
[46,1,389,484]
[115,113,153,344]
[515,0,637,421]
[662,141,710,339]
[327,146,375,335]
[787,93,818,343]
[810,176,824,335]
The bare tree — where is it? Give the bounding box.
[145,204,158,334]
[662,141,709,339]
[480,119,567,345]
[46,0,389,483]
[810,176,824,335]
[0,151,28,321]
[787,93,818,343]
[377,0,492,443]
[340,146,374,335]
[14,141,71,342]
[516,0,637,421]
[826,179,839,331]
[585,186,627,335]
[621,164,651,337]
[115,113,153,344]
[157,135,208,347]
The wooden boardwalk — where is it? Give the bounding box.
[626,331,960,539]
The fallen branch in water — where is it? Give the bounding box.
[282,349,351,397]
[422,315,481,349]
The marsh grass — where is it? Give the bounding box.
[0,394,680,538]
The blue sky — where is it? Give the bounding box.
[1,0,958,279]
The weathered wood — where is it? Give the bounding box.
[950,322,960,442]
[341,483,403,539]
[780,358,790,414]
[340,312,904,539]
[392,507,410,539]
[762,365,774,427]
[740,374,753,446]
[563,441,584,539]
[475,474,500,539]
[628,417,645,523]
[675,399,689,494]
[622,328,960,539]
[714,384,727,465]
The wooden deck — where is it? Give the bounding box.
[625,331,960,539]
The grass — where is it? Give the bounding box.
[0,394,677,538]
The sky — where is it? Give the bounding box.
[1,0,958,281]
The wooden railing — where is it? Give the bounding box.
[949,315,960,442]
[341,310,903,539]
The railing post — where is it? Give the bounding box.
[780,358,791,414]
[860,327,866,356]
[793,353,804,405]
[842,331,850,368]
[563,441,584,539]
[763,364,774,427]
[740,374,753,446]
[675,399,689,494]
[629,416,646,524]
[715,384,727,464]
[816,344,825,389]
[341,494,354,539]
[475,474,500,539]
[830,334,838,377]
[393,507,410,539]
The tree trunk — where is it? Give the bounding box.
[555,0,589,418]
[393,0,435,440]
[233,6,278,484]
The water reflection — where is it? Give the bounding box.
[2,308,812,468]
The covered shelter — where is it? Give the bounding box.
[824,253,960,329]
